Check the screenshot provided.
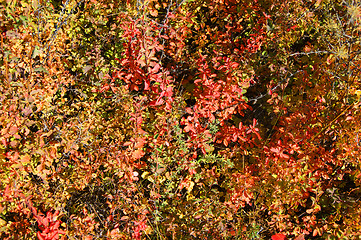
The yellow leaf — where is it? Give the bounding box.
[187,181,195,193]
[141,171,150,179]
[355,90,361,99]
[12,163,24,169]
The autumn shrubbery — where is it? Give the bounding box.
[1,0,361,239]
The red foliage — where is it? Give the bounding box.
[271,233,287,240]
[2,0,361,239]
[35,210,65,240]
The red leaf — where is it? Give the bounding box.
[152,63,161,73]
[31,206,38,217]
[144,79,150,90]
[4,185,11,197]
[271,233,287,240]
[37,232,45,240]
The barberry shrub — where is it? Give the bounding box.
[1,0,361,239]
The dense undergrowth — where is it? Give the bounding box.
[1,0,361,239]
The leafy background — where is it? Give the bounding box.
[1,0,361,239]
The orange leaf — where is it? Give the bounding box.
[120,216,129,221]
[294,234,305,240]
[20,154,31,164]
[133,149,145,159]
